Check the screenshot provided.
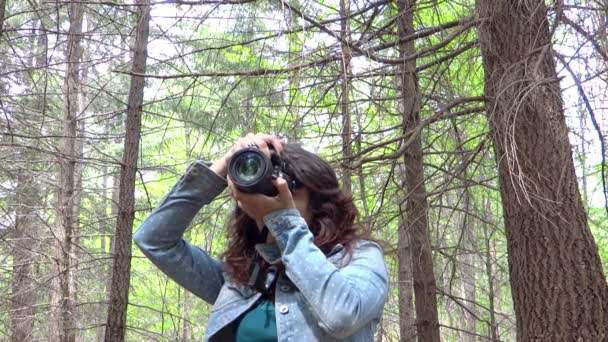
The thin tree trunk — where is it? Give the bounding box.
[69,55,88,340]
[104,0,150,340]
[451,121,476,341]
[339,0,352,193]
[482,198,498,341]
[476,1,608,340]
[0,0,6,37]
[97,122,116,342]
[50,1,83,340]
[397,163,416,342]
[460,200,476,342]
[10,173,38,342]
[96,165,109,342]
[9,8,48,339]
[396,0,441,341]
[355,117,369,220]
[285,3,303,141]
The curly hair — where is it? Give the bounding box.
[221,143,365,285]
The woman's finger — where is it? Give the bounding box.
[256,134,284,154]
[272,177,295,208]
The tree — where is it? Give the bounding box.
[339,0,353,193]
[395,0,441,340]
[476,0,608,339]
[0,0,6,37]
[104,0,151,340]
[50,1,83,340]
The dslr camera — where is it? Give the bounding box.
[228,145,297,196]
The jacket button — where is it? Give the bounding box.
[279,305,289,314]
[279,284,291,292]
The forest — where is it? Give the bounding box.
[1,0,607,341]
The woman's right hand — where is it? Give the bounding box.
[210,133,284,179]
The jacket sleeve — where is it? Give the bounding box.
[133,161,227,305]
[263,208,389,339]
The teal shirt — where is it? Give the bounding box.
[235,299,277,341]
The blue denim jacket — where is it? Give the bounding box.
[133,161,389,341]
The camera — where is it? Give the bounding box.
[228,145,298,196]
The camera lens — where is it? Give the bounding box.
[228,147,280,196]
[234,153,263,181]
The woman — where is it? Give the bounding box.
[133,133,388,341]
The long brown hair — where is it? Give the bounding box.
[221,143,364,285]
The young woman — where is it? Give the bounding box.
[134,134,388,341]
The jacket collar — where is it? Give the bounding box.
[254,241,345,265]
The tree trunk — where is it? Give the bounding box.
[476,1,608,340]
[0,0,6,37]
[459,192,476,342]
[96,165,109,342]
[9,8,48,340]
[50,1,83,340]
[10,173,38,342]
[104,0,150,340]
[397,163,416,342]
[482,198,498,341]
[355,114,369,220]
[339,0,352,193]
[396,0,441,341]
[284,4,303,142]
[451,121,476,341]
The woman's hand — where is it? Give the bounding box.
[210,133,284,178]
[227,176,295,227]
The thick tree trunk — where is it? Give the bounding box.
[339,0,352,193]
[396,0,440,341]
[104,1,150,340]
[50,1,83,341]
[476,1,608,340]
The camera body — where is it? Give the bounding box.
[228,147,297,196]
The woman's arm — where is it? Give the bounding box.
[133,161,227,304]
[263,209,389,339]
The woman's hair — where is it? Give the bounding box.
[221,143,365,285]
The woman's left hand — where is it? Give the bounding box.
[227,176,296,225]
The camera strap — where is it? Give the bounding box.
[247,226,276,295]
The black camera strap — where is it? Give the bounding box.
[247,226,277,296]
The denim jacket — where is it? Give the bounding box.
[133,161,389,341]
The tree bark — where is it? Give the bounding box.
[0,0,6,38]
[451,121,476,341]
[339,0,352,193]
[9,7,48,340]
[482,198,498,341]
[476,1,608,340]
[10,173,39,342]
[50,1,83,340]
[396,0,441,341]
[397,163,416,342]
[104,0,150,340]
[284,4,304,142]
